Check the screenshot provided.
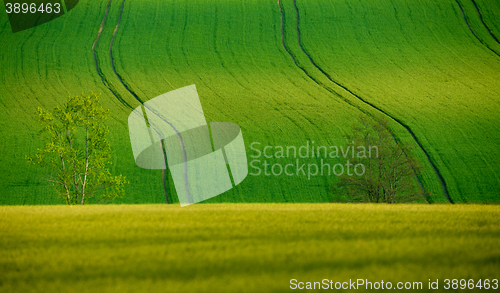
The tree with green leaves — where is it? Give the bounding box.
[27,93,127,205]
[332,115,429,203]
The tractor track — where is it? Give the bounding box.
[105,0,191,204]
[454,0,500,58]
[109,0,144,106]
[1,18,9,31]
[92,0,131,108]
[277,0,369,119]
[469,0,500,45]
[291,0,451,203]
[279,0,452,203]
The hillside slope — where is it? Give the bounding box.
[0,0,498,204]
[294,0,500,202]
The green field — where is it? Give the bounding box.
[1,204,499,292]
[0,0,499,204]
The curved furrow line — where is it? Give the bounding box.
[279,0,374,201]
[292,0,449,203]
[277,0,326,90]
[110,0,191,204]
[109,0,143,106]
[1,18,9,31]
[147,0,175,91]
[250,3,339,184]
[278,0,370,115]
[278,0,432,203]
[92,0,131,108]
[281,0,449,203]
[278,3,339,124]
[278,0,431,202]
[470,0,500,45]
[17,28,39,110]
[454,0,500,58]
[212,5,250,92]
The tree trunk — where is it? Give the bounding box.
[81,118,90,205]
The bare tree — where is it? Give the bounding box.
[332,115,428,203]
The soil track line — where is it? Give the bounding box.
[92,0,132,108]
[278,0,322,86]
[92,0,181,202]
[469,0,500,45]
[109,0,191,204]
[1,18,9,31]
[292,0,451,203]
[109,0,143,105]
[278,0,431,202]
[277,0,367,114]
[280,0,451,203]
[454,0,500,58]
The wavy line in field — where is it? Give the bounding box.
[278,0,377,201]
[212,5,251,92]
[109,0,142,106]
[278,0,372,118]
[1,18,9,31]
[237,4,342,197]
[454,0,500,58]
[385,1,472,202]
[17,29,39,111]
[92,0,131,108]
[143,0,175,204]
[279,0,430,201]
[146,0,175,91]
[278,1,325,89]
[294,0,453,203]
[456,127,500,195]
[108,0,191,204]
[278,2,339,121]
[469,0,500,45]
[280,0,451,203]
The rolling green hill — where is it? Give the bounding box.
[0,0,499,204]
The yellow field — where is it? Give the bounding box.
[1,203,499,292]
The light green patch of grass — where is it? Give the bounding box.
[1,204,499,292]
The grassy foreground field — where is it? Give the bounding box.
[1,204,499,292]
